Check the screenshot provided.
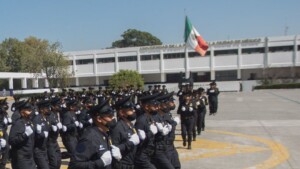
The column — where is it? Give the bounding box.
[263,37,269,78]
[184,47,189,78]
[292,35,298,79]
[22,78,27,89]
[160,73,166,82]
[93,54,97,75]
[9,77,14,90]
[237,43,242,80]
[210,46,215,80]
[137,50,141,73]
[44,78,49,88]
[160,50,164,80]
[75,77,80,87]
[115,52,119,73]
[72,55,77,76]
[32,78,39,89]
[95,76,100,85]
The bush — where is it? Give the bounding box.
[254,83,300,90]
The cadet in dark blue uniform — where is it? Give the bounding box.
[68,100,115,169]
[207,81,220,115]
[61,100,79,155]
[32,100,51,169]
[47,98,63,169]
[9,101,36,169]
[178,91,195,149]
[197,87,208,133]
[156,92,181,169]
[0,98,11,169]
[111,96,140,169]
[134,93,159,169]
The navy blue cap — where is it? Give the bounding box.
[16,101,32,110]
[139,93,160,105]
[88,99,114,117]
[66,99,78,107]
[156,92,175,102]
[51,97,61,106]
[37,100,51,108]
[115,96,134,109]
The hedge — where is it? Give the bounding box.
[254,83,300,89]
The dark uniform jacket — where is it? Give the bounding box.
[110,119,136,166]
[68,125,112,169]
[9,118,36,169]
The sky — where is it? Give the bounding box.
[1,0,300,52]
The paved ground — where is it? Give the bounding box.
[176,89,300,169]
[4,89,300,169]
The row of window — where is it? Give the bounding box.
[74,45,300,65]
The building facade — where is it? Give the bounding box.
[64,35,300,86]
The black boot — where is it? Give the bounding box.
[183,140,186,147]
[187,143,192,150]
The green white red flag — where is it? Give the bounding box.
[184,16,208,56]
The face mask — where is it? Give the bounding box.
[105,118,117,128]
[169,105,176,110]
[127,113,136,121]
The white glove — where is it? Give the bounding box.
[181,106,186,111]
[162,126,170,136]
[12,107,15,111]
[88,118,93,124]
[166,123,172,131]
[52,125,58,132]
[196,101,200,106]
[7,117,12,123]
[156,122,164,132]
[57,122,63,130]
[150,124,158,135]
[76,110,81,115]
[44,131,49,138]
[136,104,141,109]
[129,133,140,145]
[173,116,180,124]
[111,145,122,161]
[36,124,42,134]
[189,107,193,112]
[100,151,112,166]
[0,139,6,148]
[74,121,79,127]
[62,125,67,132]
[3,118,8,124]
[25,125,33,136]
[79,122,83,128]
[35,111,39,115]
[178,92,182,96]
[138,129,146,140]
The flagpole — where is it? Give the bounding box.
[184,16,189,79]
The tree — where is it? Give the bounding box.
[111,29,162,48]
[109,70,144,89]
[0,36,71,88]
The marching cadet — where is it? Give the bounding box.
[61,99,80,155]
[9,100,36,169]
[151,94,174,169]
[0,98,11,169]
[156,92,181,169]
[197,87,208,133]
[68,100,116,169]
[47,97,63,169]
[161,85,168,94]
[33,100,51,169]
[207,81,220,115]
[77,97,94,137]
[110,96,140,169]
[134,93,159,169]
[11,95,20,112]
[178,91,195,149]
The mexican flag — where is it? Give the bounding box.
[184,16,208,56]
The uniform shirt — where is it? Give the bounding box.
[32,113,50,151]
[206,87,220,102]
[135,113,155,152]
[9,118,35,160]
[68,125,111,169]
[47,111,60,143]
[61,111,78,136]
[110,119,136,165]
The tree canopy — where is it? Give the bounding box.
[111,29,162,48]
[0,36,70,88]
[109,70,144,89]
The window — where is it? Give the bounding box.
[298,45,300,51]
[97,57,115,63]
[141,54,160,61]
[163,53,185,59]
[242,47,264,54]
[76,59,94,65]
[118,56,137,62]
[189,51,210,57]
[216,70,237,81]
[269,46,293,52]
[214,49,238,56]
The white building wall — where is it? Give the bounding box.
[164,58,185,72]
[119,62,138,71]
[140,60,160,73]
[241,54,264,68]
[97,63,115,73]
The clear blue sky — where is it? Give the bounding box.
[1,0,299,52]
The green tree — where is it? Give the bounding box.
[109,70,144,89]
[111,29,162,48]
